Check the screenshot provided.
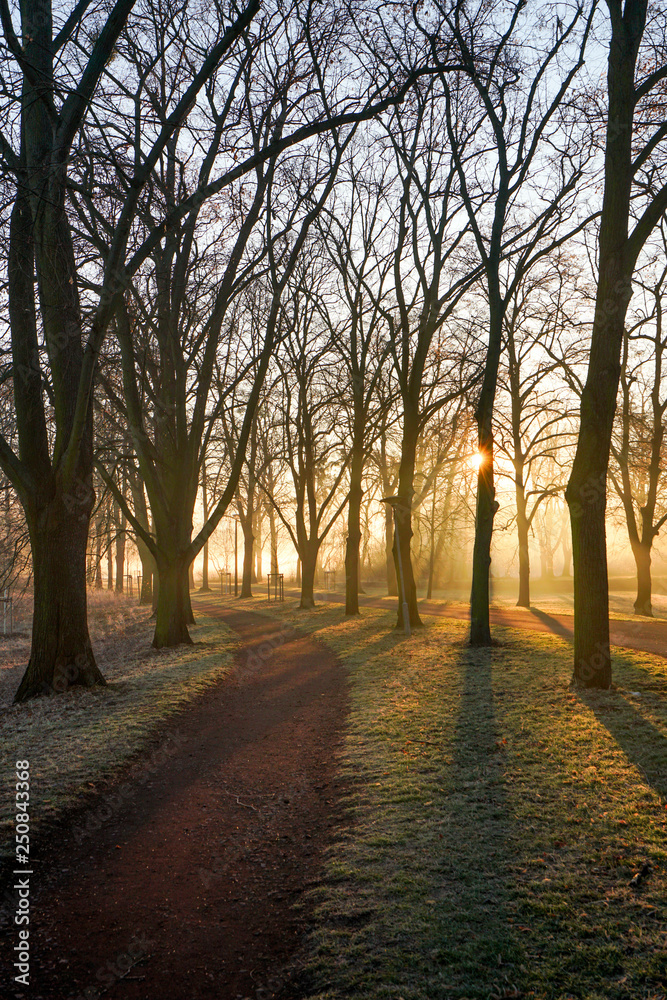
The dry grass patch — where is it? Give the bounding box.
[256,601,667,1000]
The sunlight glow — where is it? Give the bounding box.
[469,452,485,471]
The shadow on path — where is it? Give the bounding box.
[527,607,573,641]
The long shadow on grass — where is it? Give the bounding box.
[432,645,522,998]
[528,607,573,641]
[579,653,667,799]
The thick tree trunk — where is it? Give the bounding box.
[470,291,502,646]
[94,517,103,589]
[345,440,364,615]
[241,521,254,598]
[115,503,125,593]
[269,507,279,575]
[140,563,154,605]
[633,541,653,617]
[150,490,196,645]
[300,546,318,609]
[515,481,530,608]
[15,500,105,702]
[255,514,262,582]
[393,408,422,629]
[107,521,113,589]
[566,473,611,687]
[136,542,155,606]
[566,2,648,690]
[199,462,211,592]
[426,486,437,600]
[470,458,498,644]
[385,505,397,595]
[153,557,194,647]
[392,501,421,629]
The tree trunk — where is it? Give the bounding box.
[566,474,611,687]
[151,499,196,645]
[426,484,437,600]
[470,291,503,646]
[566,2,648,689]
[153,557,194,648]
[633,541,653,617]
[107,519,113,589]
[393,408,422,629]
[255,513,262,581]
[94,516,103,589]
[140,561,154,605]
[241,521,254,598]
[269,507,279,575]
[129,479,155,606]
[470,458,498,644]
[300,546,318,609]
[136,539,155,606]
[15,500,105,701]
[345,439,364,615]
[199,462,211,592]
[385,502,398,595]
[516,503,530,608]
[115,503,125,593]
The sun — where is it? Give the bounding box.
[469,451,485,471]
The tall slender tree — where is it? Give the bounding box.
[566,0,667,686]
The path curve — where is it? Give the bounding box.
[2,603,348,1000]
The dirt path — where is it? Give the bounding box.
[315,591,667,659]
[2,603,348,1000]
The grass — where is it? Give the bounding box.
[0,608,237,863]
[251,598,667,1000]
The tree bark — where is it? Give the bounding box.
[269,505,279,574]
[255,513,262,582]
[199,462,211,592]
[344,437,364,615]
[632,540,653,616]
[15,500,105,701]
[300,546,318,609]
[241,520,254,598]
[94,516,103,589]
[115,502,125,593]
[426,483,437,600]
[107,519,113,590]
[384,503,398,596]
[470,289,502,645]
[393,407,422,629]
[153,556,194,647]
[566,2,647,688]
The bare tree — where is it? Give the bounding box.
[566,0,667,686]
[610,230,667,615]
[316,154,394,613]
[265,259,350,608]
[496,264,579,607]
[435,0,596,644]
[0,0,261,700]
